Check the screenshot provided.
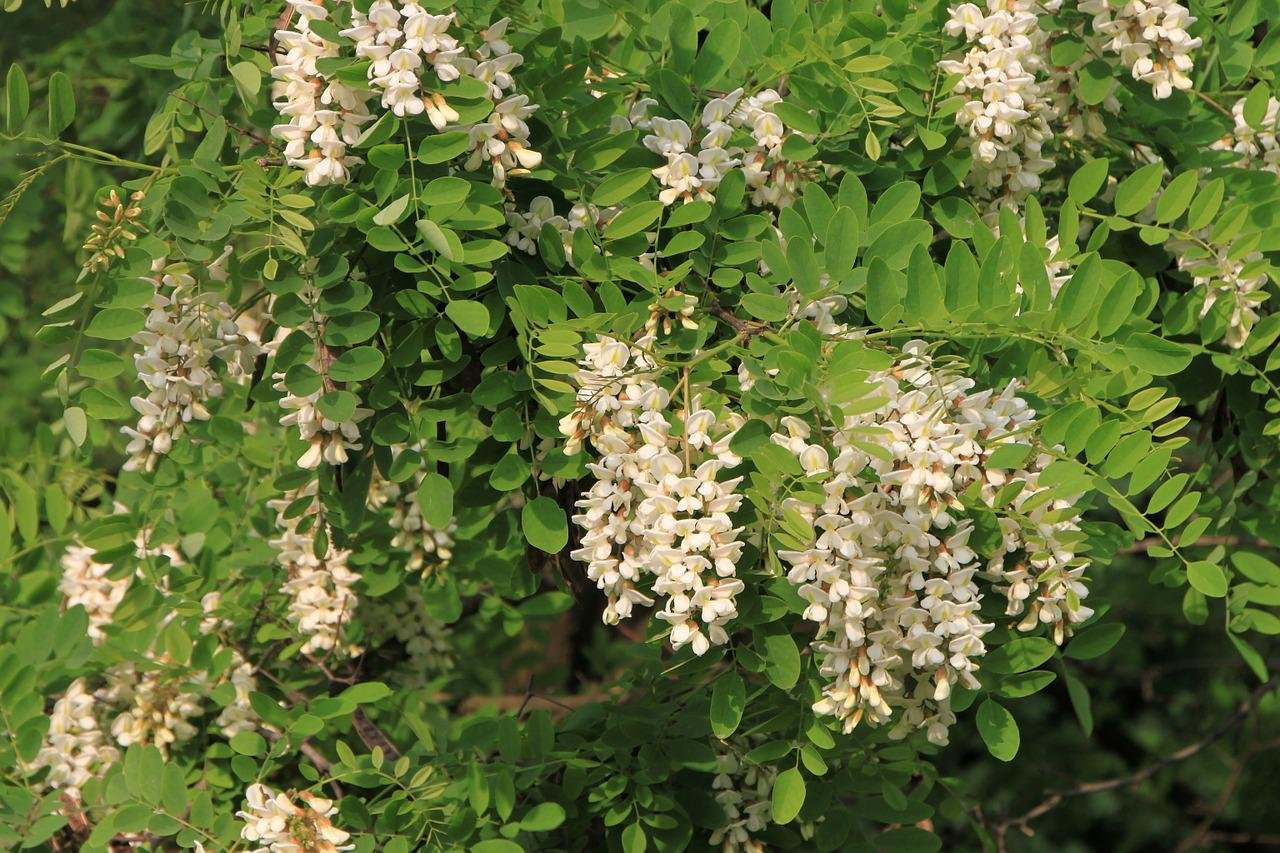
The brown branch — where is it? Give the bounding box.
[708,301,768,341]
[352,707,402,761]
[169,92,277,153]
[992,674,1280,850]
[1177,735,1280,852]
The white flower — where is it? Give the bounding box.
[34,679,119,796]
[1080,0,1200,100]
[121,253,260,473]
[270,483,362,657]
[773,341,1092,743]
[239,783,353,853]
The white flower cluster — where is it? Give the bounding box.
[274,347,372,470]
[710,748,775,853]
[773,342,1092,744]
[100,660,205,756]
[271,1,374,186]
[270,485,362,656]
[59,530,183,643]
[939,1,1056,206]
[1214,95,1280,174]
[216,655,262,738]
[1172,236,1270,348]
[34,679,119,797]
[559,336,747,656]
[272,2,541,187]
[239,783,353,853]
[361,587,454,680]
[1080,0,1200,99]
[368,445,456,574]
[641,88,813,207]
[122,249,259,473]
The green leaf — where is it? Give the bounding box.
[230,731,266,756]
[416,472,454,528]
[771,767,806,824]
[1068,158,1110,205]
[1187,560,1228,598]
[1155,170,1198,224]
[739,292,789,322]
[417,219,461,261]
[1063,669,1093,735]
[983,637,1056,674]
[445,300,490,338]
[425,176,471,206]
[621,822,648,853]
[160,762,187,815]
[341,681,393,704]
[1077,59,1115,106]
[85,308,144,340]
[316,390,357,423]
[230,61,262,108]
[47,70,75,135]
[417,130,470,164]
[692,19,741,89]
[368,143,406,170]
[373,193,411,226]
[1065,624,1125,660]
[976,699,1020,761]
[1113,162,1164,217]
[522,496,568,553]
[63,406,87,447]
[593,168,653,206]
[710,671,746,738]
[762,632,801,689]
[471,842,523,853]
[520,802,566,832]
[329,347,385,382]
[1231,552,1280,585]
[1124,333,1192,375]
[5,63,29,134]
[605,201,663,240]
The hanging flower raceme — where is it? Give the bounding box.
[122,248,260,473]
[238,783,353,853]
[58,523,184,644]
[1214,94,1280,174]
[1080,0,1200,100]
[270,0,374,186]
[638,87,816,208]
[771,341,1092,745]
[269,484,362,657]
[33,679,120,797]
[82,188,146,274]
[560,335,747,656]
[1169,232,1270,348]
[938,1,1056,207]
[368,443,457,574]
[270,2,542,188]
[100,659,206,756]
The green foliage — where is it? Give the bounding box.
[0,0,1279,850]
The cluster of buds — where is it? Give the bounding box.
[82,188,146,274]
[361,587,455,681]
[772,341,1092,744]
[1171,233,1270,348]
[122,249,260,473]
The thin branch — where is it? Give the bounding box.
[1119,535,1274,555]
[993,674,1280,848]
[708,300,768,341]
[169,92,277,153]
